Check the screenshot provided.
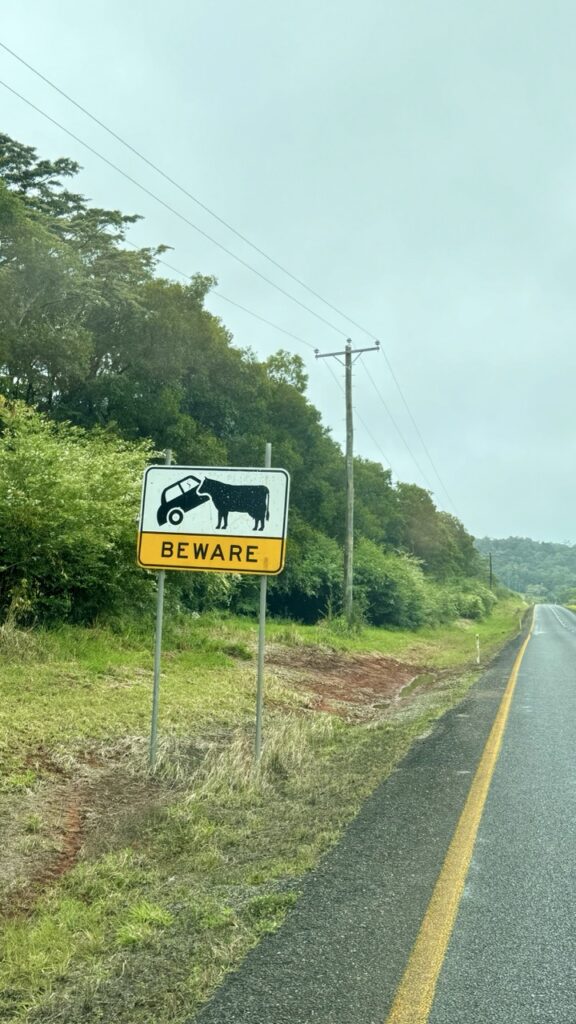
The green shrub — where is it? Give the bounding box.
[353,539,430,628]
[452,584,497,620]
[267,516,343,623]
[0,399,154,623]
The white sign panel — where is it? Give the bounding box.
[137,465,290,574]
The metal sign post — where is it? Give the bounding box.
[137,451,289,770]
[149,448,172,770]
[255,443,272,763]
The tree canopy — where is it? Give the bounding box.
[0,133,490,627]
[476,536,576,602]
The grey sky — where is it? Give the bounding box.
[2,1,575,542]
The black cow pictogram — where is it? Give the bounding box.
[197,477,270,530]
[156,474,271,530]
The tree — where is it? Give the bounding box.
[0,132,498,628]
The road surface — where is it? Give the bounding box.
[194,605,576,1023]
[427,603,576,1023]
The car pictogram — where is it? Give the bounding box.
[156,475,209,526]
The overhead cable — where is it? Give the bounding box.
[133,246,319,352]
[376,348,458,513]
[358,358,434,492]
[0,48,457,508]
[0,77,346,339]
[1,40,402,341]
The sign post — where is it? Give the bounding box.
[137,454,289,768]
[255,443,272,763]
[149,448,171,770]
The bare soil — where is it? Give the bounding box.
[0,759,172,918]
[268,645,426,718]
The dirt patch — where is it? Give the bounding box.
[267,646,426,719]
[0,760,173,917]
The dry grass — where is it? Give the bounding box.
[191,714,335,799]
[0,621,43,661]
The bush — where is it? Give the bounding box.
[0,399,154,623]
[420,581,459,625]
[353,539,430,628]
[267,516,342,623]
[167,570,242,615]
[451,584,498,620]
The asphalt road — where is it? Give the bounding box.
[194,622,534,1024]
[428,604,576,1023]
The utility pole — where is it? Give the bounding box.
[315,339,380,623]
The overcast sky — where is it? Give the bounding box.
[2,1,576,543]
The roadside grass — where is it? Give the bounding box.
[0,598,525,785]
[1,697,477,1024]
[0,596,526,1022]
[0,617,307,787]
[266,594,527,668]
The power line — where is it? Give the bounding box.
[210,292,317,352]
[354,411,393,471]
[0,40,401,341]
[0,46,378,343]
[133,245,318,352]
[137,242,394,474]
[2,45,457,482]
[0,77,346,339]
[0,50,458,510]
[376,348,458,513]
[358,358,435,492]
[146,244,395,474]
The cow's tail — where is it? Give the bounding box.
[266,487,270,521]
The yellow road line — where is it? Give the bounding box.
[384,610,535,1024]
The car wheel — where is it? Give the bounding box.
[167,508,184,525]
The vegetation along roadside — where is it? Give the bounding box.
[0,132,525,1021]
[0,598,525,1024]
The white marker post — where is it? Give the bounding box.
[476,633,481,666]
[255,442,272,764]
[149,448,172,770]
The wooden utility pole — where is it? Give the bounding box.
[316,339,380,623]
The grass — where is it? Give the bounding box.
[0,618,298,784]
[0,596,526,1022]
[267,597,527,667]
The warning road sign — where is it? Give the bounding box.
[137,466,290,574]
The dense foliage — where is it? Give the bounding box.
[0,398,153,622]
[476,536,576,603]
[0,134,492,627]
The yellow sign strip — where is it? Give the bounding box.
[138,532,285,574]
[385,611,534,1024]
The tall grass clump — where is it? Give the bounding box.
[191,714,335,799]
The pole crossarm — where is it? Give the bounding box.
[315,341,380,362]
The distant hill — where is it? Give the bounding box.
[475,537,576,601]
